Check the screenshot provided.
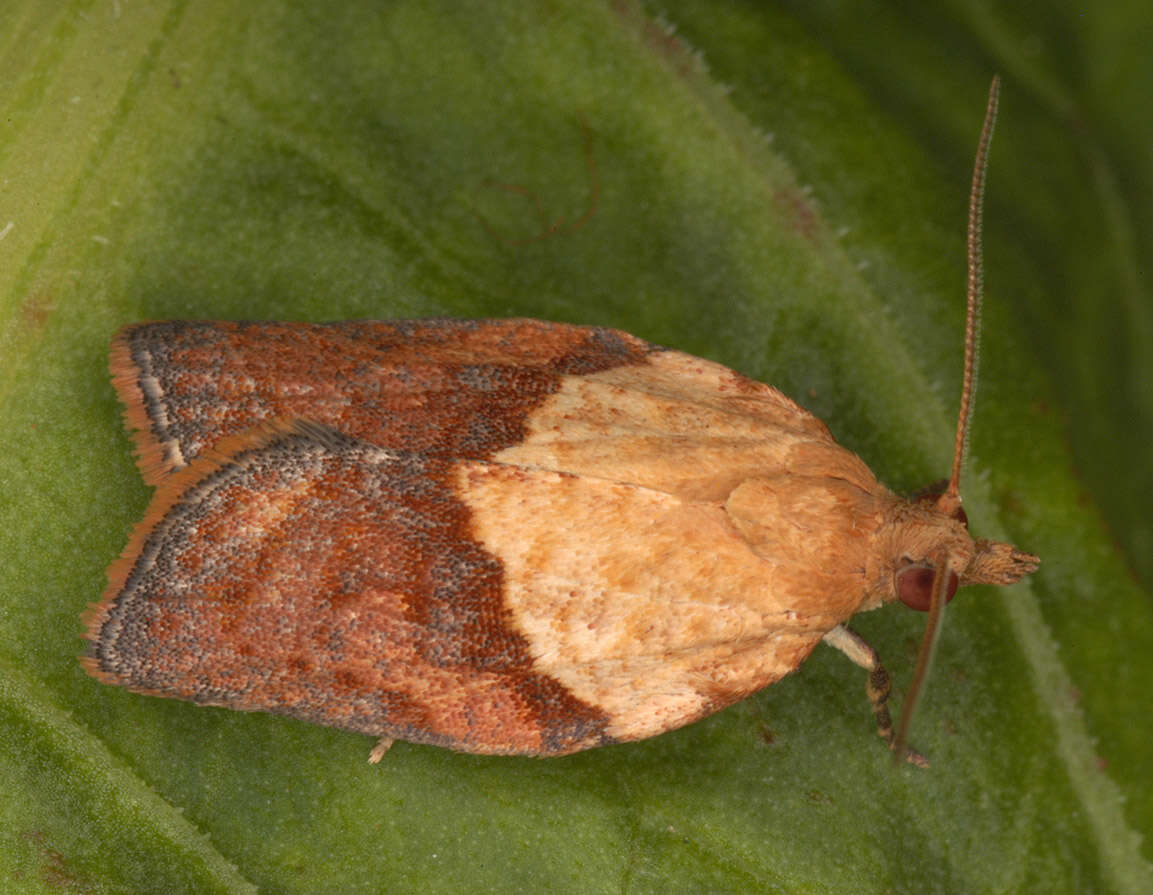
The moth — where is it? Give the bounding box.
[84,77,1037,765]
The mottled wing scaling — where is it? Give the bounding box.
[85,421,614,755]
[109,318,832,485]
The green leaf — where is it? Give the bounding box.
[1,1,1149,892]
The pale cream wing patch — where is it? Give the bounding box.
[457,460,857,744]
[495,349,879,502]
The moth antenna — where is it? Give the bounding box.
[943,74,1001,513]
[892,550,952,763]
[896,76,1002,764]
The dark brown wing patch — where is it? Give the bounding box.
[110,319,658,484]
[84,420,613,755]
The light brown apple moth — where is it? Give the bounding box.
[85,77,1036,766]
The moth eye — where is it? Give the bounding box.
[896,564,960,611]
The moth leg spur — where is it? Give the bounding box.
[822,625,929,768]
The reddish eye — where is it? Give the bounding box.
[896,564,959,611]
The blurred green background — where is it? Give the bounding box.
[1,1,1150,892]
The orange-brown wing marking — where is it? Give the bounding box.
[110,319,658,484]
[84,420,613,756]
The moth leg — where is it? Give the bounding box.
[822,625,929,768]
[368,737,395,764]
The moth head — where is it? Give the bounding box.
[890,483,1037,612]
[890,482,967,611]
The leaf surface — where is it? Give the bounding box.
[1,1,1149,892]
